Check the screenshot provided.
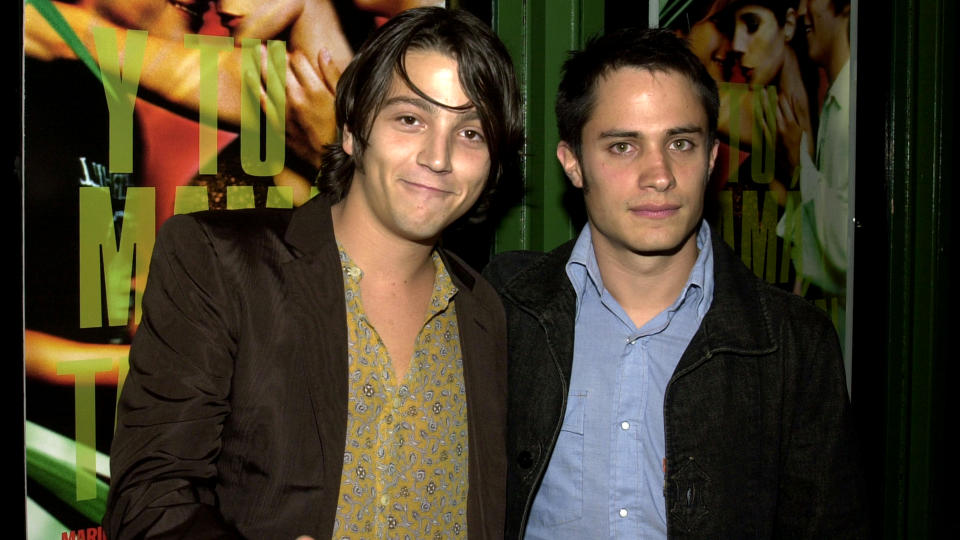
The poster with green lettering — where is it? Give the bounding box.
[23,1,446,537]
[659,0,853,340]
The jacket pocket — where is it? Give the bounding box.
[527,392,585,527]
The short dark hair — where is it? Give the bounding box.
[555,28,719,160]
[318,7,522,222]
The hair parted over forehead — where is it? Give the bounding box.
[318,7,523,222]
[556,28,719,160]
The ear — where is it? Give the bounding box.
[707,137,720,177]
[342,124,355,156]
[557,141,585,189]
[784,8,797,41]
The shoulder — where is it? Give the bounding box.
[159,208,294,247]
[156,208,296,263]
[759,277,837,345]
[710,237,839,351]
[441,248,503,315]
[482,241,574,293]
[149,209,300,298]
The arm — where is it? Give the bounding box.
[775,312,868,536]
[798,120,848,277]
[778,63,848,284]
[25,330,128,386]
[26,2,246,126]
[103,216,241,540]
[25,1,328,135]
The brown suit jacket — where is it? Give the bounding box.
[103,197,507,539]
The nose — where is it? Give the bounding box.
[713,32,731,62]
[639,145,675,192]
[731,24,749,54]
[417,130,453,174]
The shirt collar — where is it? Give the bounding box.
[565,221,715,322]
[338,242,458,313]
[824,59,850,110]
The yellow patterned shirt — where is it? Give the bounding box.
[331,245,469,540]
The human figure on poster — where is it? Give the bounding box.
[103,7,521,539]
[23,0,439,386]
[778,0,851,296]
[24,0,439,208]
[667,0,817,196]
[484,28,867,537]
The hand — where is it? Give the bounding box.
[776,90,812,170]
[281,48,342,166]
[776,49,813,169]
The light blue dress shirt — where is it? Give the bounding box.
[525,222,714,539]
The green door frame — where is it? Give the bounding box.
[493,0,604,252]
[879,0,954,536]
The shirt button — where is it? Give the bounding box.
[621,421,630,430]
[619,508,628,518]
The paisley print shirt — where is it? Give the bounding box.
[331,245,469,540]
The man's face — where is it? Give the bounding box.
[799,0,847,66]
[342,50,491,244]
[731,5,795,85]
[558,68,718,258]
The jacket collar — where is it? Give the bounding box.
[501,224,777,369]
[675,227,778,375]
[283,195,477,293]
[283,195,338,260]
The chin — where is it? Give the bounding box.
[624,229,698,257]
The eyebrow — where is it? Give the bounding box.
[382,96,480,122]
[598,125,705,139]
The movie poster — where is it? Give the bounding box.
[22,1,444,537]
[659,0,854,343]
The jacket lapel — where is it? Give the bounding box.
[280,197,349,517]
[440,249,507,540]
[674,228,778,377]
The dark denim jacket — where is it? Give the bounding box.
[484,226,868,538]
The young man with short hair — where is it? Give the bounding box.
[485,28,866,538]
[779,0,852,295]
[103,8,522,539]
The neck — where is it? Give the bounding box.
[330,196,436,283]
[826,34,850,85]
[591,224,701,328]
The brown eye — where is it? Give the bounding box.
[461,129,485,142]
